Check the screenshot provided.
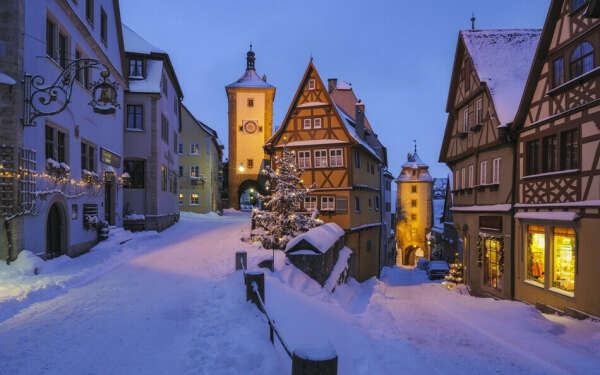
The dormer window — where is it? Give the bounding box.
[570,41,594,79]
[129,58,143,78]
[308,78,315,90]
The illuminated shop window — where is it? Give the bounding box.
[552,227,575,293]
[527,225,545,284]
[483,237,502,290]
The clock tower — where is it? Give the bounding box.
[225,46,276,209]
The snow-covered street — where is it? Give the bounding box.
[1,211,599,375]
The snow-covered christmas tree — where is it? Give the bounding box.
[251,146,322,250]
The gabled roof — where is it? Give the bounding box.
[123,25,165,54]
[329,84,373,131]
[461,29,541,126]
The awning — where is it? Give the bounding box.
[514,211,579,222]
[0,71,16,86]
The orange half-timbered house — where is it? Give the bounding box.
[439,28,540,299]
[265,60,387,282]
[512,0,600,318]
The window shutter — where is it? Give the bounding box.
[336,196,348,214]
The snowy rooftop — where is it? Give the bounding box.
[461,29,541,126]
[396,151,433,182]
[401,151,428,168]
[227,68,274,89]
[123,24,165,55]
[128,59,163,93]
[285,223,345,253]
[334,103,382,162]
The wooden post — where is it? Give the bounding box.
[235,251,247,270]
[244,271,265,312]
[292,347,338,375]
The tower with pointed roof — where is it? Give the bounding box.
[225,46,276,209]
[395,144,433,266]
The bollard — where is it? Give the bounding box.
[292,346,338,375]
[235,251,247,271]
[244,271,265,312]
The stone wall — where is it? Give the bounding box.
[124,212,180,233]
[287,237,345,286]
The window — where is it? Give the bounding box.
[313,118,322,129]
[411,214,416,221]
[455,169,460,190]
[366,239,372,253]
[178,166,183,177]
[335,196,348,214]
[476,98,483,124]
[83,55,91,89]
[85,0,94,24]
[410,227,417,240]
[100,7,107,44]
[375,196,380,211]
[321,196,335,211]
[74,49,82,83]
[304,196,317,211]
[190,143,200,154]
[492,158,500,184]
[178,193,184,205]
[411,200,417,208]
[129,58,143,77]
[354,151,361,168]
[553,58,564,87]
[58,31,68,69]
[354,196,361,212]
[126,104,143,130]
[161,165,167,191]
[19,148,37,208]
[46,19,56,59]
[303,118,311,129]
[190,193,200,205]
[572,0,586,11]
[468,164,474,188]
[570,42,594,79]
[178,143,184,154]
[45,125,67,163]
[81,141,96,172]
[411,185,417,193]
[527,224,546,284]
[483,237,502,290]
[247,98,254,107]
[461,167,466,188]
[314,149,327,168]
[329,149,343,167]
[161,115,168,143]
[552,227,575,293]
[561,129,579,170]
[190,166,200,178]
[308,78,315,90]
[297,150,311,169]
[368,197,372,209]
[124,159,144,188]
[479,161,487,185]
[173,132,178,153]
[161,72,168,96]
[463,106,469,132]
[526,140,540,175]
[542,135,558,172]
[247,159,254,169]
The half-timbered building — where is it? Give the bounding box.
[511,0,600,318]
[439,29,540,299]
[264,60,387,282]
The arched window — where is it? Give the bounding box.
[570,41,594,78]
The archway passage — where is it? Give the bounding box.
[238,179,262,211]
[46,203,65,258]
[404,245,417,266]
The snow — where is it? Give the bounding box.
[451,203,512,212]
[0,71,16,85]
[128,59,164,93]
[433,198,445,225]
[280,139,346,147]
[522,169,580,179]
[461,29,541,126]
[349,222,382,231]
[323,246,352,292]
[123,24,165,54]
[515,200,600,208]
[336,80,352,90]
[515,211,580,222]
[294,343,337,361]
[226,68,274,88]
[1,211,599,374]
[124,214,145,220]
[333,103,382,161]
[285,222,344,253]
[297,101,328,107]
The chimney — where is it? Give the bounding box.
[355,100,365,130]
[262,74,267,82]
[328,78,338,93]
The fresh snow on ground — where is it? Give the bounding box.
[1,211,599,374]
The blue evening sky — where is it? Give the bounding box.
[120,0,549,178]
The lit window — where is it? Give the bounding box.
[552,227,575,293]
[321,196,335,211]
[527,225,545,284]
[190,193,200,205]
[190,166,199,178]
[161,165,167,192]
[313,118,322,129]
[190,144,200,154]
[329,149,343,167]
[483,237,502,290]
[178,193,184,205]
[411,185,417,193]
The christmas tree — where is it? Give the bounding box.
[445,261,464,284]
[251,146,322,250]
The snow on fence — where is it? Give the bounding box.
[235,251,338,375]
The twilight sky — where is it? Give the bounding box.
[120,0,549,179]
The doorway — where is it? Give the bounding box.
[46,203,65,258]
[404,246,417,266]
[104,173,114,225]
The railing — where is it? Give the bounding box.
[235,251,338,375]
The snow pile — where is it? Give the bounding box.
[285,222,344,253]
[323,247,352,293]
[461,29,541,126]
[0,250,44,277]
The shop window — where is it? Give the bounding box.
[527,225,546,284]
[483,237,502,290]
[552,227,575,293]
[190,193,200,205]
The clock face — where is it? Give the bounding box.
[243,121,258,134]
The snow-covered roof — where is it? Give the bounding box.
[336,80,352,90]
[402,151,428,168]
[285,223,345,253]
[396,151,433,182]
[123,25,165,55]
[226,68,274,89]
[277,139,346,147]
[334,103,382,161]
[128,59,163,93]
[514,211,580,222]
[451,204,512,212]
[461,29,541,126]
[297,101,328,108]
[0,71,16,86]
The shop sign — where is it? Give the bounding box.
[101,148,121,168]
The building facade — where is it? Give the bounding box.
[265,61,387,282]
[225,47,275,210]
[511,0,600,318]
[395,150,433,266]
[0,0,128,259]
[381,169,395,267]
[439,29,540,299]
[178,105,223,214]
[122,25,182,231]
